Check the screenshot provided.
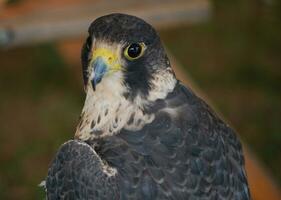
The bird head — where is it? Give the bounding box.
[81,13,175,101]
[76,14,177,140]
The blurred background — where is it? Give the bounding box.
[0,0,280,199]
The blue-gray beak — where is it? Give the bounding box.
[91,57,108,90]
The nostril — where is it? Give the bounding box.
[108,57,112,61]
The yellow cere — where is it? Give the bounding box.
[91,48,122,72]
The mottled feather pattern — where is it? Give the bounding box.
[46,140,118,200]
[92,82,250,199]
[46,82,250,199]
[46,13,250,200]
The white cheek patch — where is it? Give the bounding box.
[75,54,176,140]
[148,68,177,101]
[75,71,155,140]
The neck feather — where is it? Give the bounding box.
[75,68,176,140]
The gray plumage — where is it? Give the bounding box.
[45,13,250,200]
[46,140,118,199]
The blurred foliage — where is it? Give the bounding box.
[0,44,83,199]
[0,0,280,199]
[6,0,22,5]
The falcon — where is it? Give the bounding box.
[44,13,250,199]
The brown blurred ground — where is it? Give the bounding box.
[0,0,280,199]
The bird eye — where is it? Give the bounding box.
[124,43,145,60]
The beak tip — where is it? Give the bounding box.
[91,79,96,91]
[90,57,107,91]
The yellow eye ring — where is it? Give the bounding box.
[124,42,146,60]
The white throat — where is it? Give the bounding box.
[75,68,176,141]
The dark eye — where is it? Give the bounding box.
[124,43,145,60]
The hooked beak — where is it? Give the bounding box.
[90,57,108,90]
[89,48,122,90]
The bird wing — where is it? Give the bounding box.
[96,82,250,200]
[45,140,119,200]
